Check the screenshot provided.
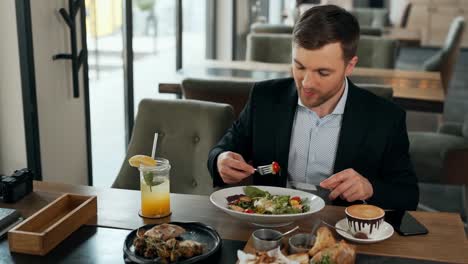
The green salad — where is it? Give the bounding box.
[226,186,310,215]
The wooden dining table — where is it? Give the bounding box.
[382,27,422,46]
[162,59,444,112]
[2,181,468,263]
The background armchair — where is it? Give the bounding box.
[397,16,465,92]
[112,99,235,195]
[246,33,398,69]
[350,8,390,36]
[409,115,468,226]
[250,23,293,34]
[246,33,292,63]
[182,78,254,119]
[356,36,398,69]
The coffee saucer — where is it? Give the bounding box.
[335,218,394,244]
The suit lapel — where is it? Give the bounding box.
[275,81,298,185]
[334,80,369,173]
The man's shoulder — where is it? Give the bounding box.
[351,83,405,118]
[251,78,296,104]
[253,78,295,91]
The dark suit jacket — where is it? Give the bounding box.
[208,78,419,210]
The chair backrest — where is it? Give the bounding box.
[246,33,399,68]
[350,8,389,28]
[182,78,254,119]
[463,115,468,139]
[400,3,412,28]
[246,33,292,63]
[423,16,465,92]
[359,27,383,36]
[357,36,398,69]
[250,23,293,34]
[357,83,393,100]
[350,8,390,36]
[112,99,235,195]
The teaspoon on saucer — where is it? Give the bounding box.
[321,220,368,239]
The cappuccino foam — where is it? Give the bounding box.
[346,204,384,219]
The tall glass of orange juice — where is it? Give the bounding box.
[138,158,171,218]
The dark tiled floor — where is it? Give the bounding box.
[397,47,468,131]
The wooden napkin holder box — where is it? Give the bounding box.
[8,193,97,255]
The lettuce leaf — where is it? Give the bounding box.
[244,186,269,198]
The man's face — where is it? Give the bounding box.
[292,42,357,109]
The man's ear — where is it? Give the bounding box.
[345,56,358,76]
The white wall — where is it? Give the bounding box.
[0,0,28,175]
[30,0,88,185]
[269,0,283,24]
[216,0,233,60]
[389,0,408,26]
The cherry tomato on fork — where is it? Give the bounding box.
[272,162,281,174]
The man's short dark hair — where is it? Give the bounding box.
[293,5,360,61]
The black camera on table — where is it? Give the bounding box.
[0,168,34,203]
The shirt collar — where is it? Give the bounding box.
[297,77,349,115]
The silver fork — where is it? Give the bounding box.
[255,164,274,175]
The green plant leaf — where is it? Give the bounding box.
[143,172,165,192]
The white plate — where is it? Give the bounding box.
[335,218,394,244]
[209,186,325,227]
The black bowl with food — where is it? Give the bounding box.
[123,222,221,263]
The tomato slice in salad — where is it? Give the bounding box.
[290,196,301,202]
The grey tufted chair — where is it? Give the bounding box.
[249,8,390,37]
[357,36,398,69]
[250,23,294,34]
[246,33,398,69]
[409,115,468,225]
[397,16,465,92]
[350,8,390,36]
[246,33,293,64]
[112,99,235,195]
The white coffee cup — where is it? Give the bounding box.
[345,204,385,238]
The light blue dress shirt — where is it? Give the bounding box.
[287,78,349,187]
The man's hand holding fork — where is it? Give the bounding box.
[217,151,255,184]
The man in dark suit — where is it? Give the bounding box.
[207,5,419,210]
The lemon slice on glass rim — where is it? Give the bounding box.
[128,155,157,167]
